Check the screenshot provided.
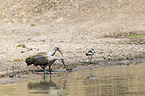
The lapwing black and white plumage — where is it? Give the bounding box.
[85,48,95,63]
[26,55,65,74]
[85,48,95,58]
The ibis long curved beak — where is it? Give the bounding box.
[63,62,65,68]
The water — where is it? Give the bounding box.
[0,62,145,96]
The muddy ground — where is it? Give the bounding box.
[0,0,145,77]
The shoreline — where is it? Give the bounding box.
[0,56,145,79]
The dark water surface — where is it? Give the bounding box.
[0,62,145,96]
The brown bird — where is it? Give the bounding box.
[26,55,65,74]
[36,46,63,57]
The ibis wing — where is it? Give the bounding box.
[36,52,47,56]
[34,58,48,65]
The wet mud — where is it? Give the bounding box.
[0,58,145,85]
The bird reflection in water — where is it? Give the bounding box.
[27,74,66,96]
[87,67,96,80]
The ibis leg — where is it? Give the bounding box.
[49,65,52,74]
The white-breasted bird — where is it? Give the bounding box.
[85,48,95,58]
[85,48,95,63]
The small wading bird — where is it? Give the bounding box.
[85,48,95,63]
[26,55,65,74]
[36,46,63,57]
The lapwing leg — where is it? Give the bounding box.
[87,56,91,62]
[89,55,96,64]
[90,55,92,62]
[88,56,92,63]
